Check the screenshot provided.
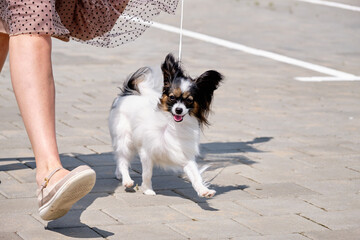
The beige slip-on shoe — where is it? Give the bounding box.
[37,165,96,221]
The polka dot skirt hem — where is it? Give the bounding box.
[0,0,179,48]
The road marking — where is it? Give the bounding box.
[296,76,360,82]
[296,0,360,12]
[152,22,360,82]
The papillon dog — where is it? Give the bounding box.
[109,53,223,197]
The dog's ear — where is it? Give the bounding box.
[195,70,223,108]
[161,53,183,91]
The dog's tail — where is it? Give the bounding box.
[120,67,163,98]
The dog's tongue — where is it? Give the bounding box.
[174,115,183,122]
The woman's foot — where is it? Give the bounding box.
[36,167,70,188]
[37,165,96,220]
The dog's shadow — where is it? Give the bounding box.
[127,137,272,211]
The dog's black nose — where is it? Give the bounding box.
[175,107,183,114]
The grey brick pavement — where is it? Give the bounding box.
[1,0,360,239]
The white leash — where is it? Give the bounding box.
[178,0,184,61]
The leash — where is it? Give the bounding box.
[178,0,184,61]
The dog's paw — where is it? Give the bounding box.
[123,179,134,188]
[199,189,216,198]
[143,189,156,196]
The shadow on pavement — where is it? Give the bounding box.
[0,137,272,237]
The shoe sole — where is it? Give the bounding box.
[39,169,96,221]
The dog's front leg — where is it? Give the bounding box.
[139,149,156,195]
[184,160,216,198]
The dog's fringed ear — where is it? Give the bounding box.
[195,70,223,108]
[161,53,183,91]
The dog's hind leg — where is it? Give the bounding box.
[115,153,135,188]
[139,149,156,195]
[112,128,135,188]
[184,160,216,198]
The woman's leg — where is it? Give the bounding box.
[9,34,69,186]
[0,33,9,71]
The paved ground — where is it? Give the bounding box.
[1,0,360,239]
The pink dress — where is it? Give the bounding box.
[0,0,179,47]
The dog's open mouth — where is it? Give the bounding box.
[173,115,184,122]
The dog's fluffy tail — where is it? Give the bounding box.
[120,67,163,98]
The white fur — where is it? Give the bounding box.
[180,78,192,92]
[109,68,215,198]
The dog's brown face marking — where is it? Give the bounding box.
[173,88,182,98]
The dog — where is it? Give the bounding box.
[109,53,223,197]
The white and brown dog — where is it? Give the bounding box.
[109,54,223,197]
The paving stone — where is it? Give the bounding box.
[0,232,23,240]
[233,164,295,184]
[299,193,360,211]
[72,192,128,210]
[291,154,360,169]
[18,227,102,240]
[92,165,140,179]
[0,171,19,184]
[75,153,115,166]
[0,136,32,149]
[297,179,360,195]
[33,209,118,229]
[55,126,100,139]
[58,146,96,155]
[0,213,44,232]
[103,205,190,224]
[233,214,326,235]
[300,209,360,231]
[292,143,358,157]
[174,185,256,204]
[91,132,111,145]
[57,137,103,150]
[150,175,193,191]
[206,167,261,188]
[167,219,259,239]
[7,168,36,183]
[293,166,360,181]
[85,144,113,154]
[236,197,324,216]
[0,198,38,214]
[115,190,192,207]
[233,233,309,240]
[0,159,28,171]
[170,200,259,221]
[130,163,178,177]
[244,182,319,198]
[0,182,37,198]
[0,148,33,158]
[101,223,186,240]
[91,179,122,194]
[303,228,360,240]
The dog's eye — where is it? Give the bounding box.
[185,98,193,104]
[169,95,175,101]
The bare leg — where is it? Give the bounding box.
[0,33,9,72]
[9,34,69,186]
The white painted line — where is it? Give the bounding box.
[296,76,360,82]
[152,22,360,82]
[296,0,360,12]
